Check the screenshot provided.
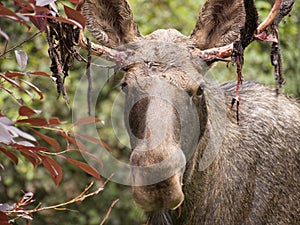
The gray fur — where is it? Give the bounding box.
[82,0,300,224]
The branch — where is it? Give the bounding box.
[4,175,114,222]
[0,31,41,57]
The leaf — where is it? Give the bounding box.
[73,116,101,127]
[16,118,48,126]
[63,4,85,29]
[4,71,25,78]
[61,156,100,180]
[12,143,49,152]
[0,203,14,211]
[48,117,62,125]
[0,4,30,30]
[0,211,10,225]
[0,28,9,41]
[29,71,51,77]
[7,126,36,142]
[0,147,18,165]
[19,106,41,117]
[32,129,60,152]
[75,133,112,152]
[15,50,28,70]
[36,0,56,6]
[21,79,44,100]
[34,14,84,29]
[58,132,86,151]
[0,123,13,144]
[0,73,33,99]
[40,155,63,185]
[19,150,41,167]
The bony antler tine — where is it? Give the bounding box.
[196,43,234,62]
[78,31,127,65]
[256,0,282,34]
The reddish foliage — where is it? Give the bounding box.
[41,155,63,185]
[0,147,18,165]
[48,117,63,125]
[32,129,61,152]
[60,156,101,180]
[19,149,41,168]
[63,4,85,28]
[75,133,112,152]
[0,212,10,225]
[19,106,40,117]
[73,116,101,127]
[58,131,87,151]
[16,118,49,126]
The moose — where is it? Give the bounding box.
[80,0,299,224]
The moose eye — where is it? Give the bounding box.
[196,86,204,96]
[121,82,128,93]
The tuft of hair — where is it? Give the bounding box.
[147,210,173,225]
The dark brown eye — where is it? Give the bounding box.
[196,86,204,96]
[121,82,128,93]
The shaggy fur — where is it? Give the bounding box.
[82,0,299,224]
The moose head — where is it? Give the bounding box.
[81,0,251,212]
[80,0,299,225]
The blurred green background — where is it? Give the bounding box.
[0,0,299,224]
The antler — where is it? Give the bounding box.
[195,0,294,63]
[78,31,127,65]
[193,0,294,122]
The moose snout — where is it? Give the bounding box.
[130,145,186,211]
[132,174,184,212]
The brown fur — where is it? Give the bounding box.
[82,0,300,224]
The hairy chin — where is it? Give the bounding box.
[147,210,173,225]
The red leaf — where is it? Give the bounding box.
[0,4,31,30]
[40,155,63,185]
[63,4,85,29]
[62,156,100,180]
[13,143,49,152]
[58,132,86,151]
[73,116,101,127]
[32,129,60,152]
[34,14,83,29]
[19,150,41,167]
[69,0,81,4]
[75,133,112,152]
[4,71,25,78]
[0,211,10,225]
[48,117,62,125]
[16,118,48,126]
[0,73,33,98]
[0,147,18,165]
[19,106,41,117]
[21,79,44,100]
[29,71,51,77]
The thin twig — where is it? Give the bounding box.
[86,38,92,116]
[99,199,119,225]
[0,31,42,57]
[5,175,114,220]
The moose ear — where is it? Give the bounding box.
[190,0,247,49]
[82,0,142,48]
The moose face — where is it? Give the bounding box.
[82,0,248,213]
[118,30,204,211]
